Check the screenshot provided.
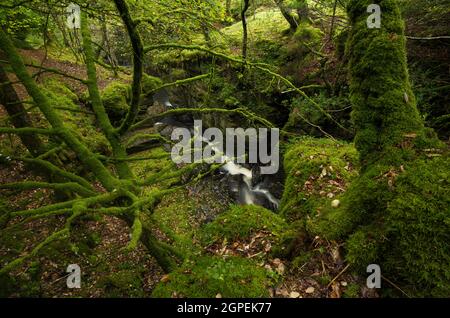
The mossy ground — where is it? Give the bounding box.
[280,137,359,222]
[152,256,278,298]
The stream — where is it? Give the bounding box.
[152,89,281,211]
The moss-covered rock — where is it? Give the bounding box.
[280,137,359,222]
[200,205,287,245]
[141,73,163,93]
[100,82,131,125]
[151,256,277,298]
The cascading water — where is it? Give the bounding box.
[153,89,280,210]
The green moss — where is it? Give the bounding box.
[41,85,110,154]
[200,205,287,245]
[293,22,323,43]
[152,256,277,298]
[100,269,145,297]
[280,137,359,222]
[306,0,450,297]
[129,147,173,179]
[311,155,450,297]
[141,73,163,93]
[151,188,202,255]
[43,78,79,103]
[343,283,360,298]
[100,81,131,124]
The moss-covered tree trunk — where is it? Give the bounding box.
[346,0,427,167]
[308,0,448,297]
[274,0,298,32]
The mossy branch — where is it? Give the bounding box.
[80,11,134,180]
[114,0,144,135]
[0,228,68,276]
[11,191,122,218]
[0,127,59,135]
[97,152,170,163]
[125,133,173,148]
[147,73,211,95]
[124,215,142,251]
[0,202,87,276]
[12,157,93,190]
[0,181,96,197]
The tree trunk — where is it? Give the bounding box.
[274,0,298,32]
[0,64,45,156]
[241,0,250,59]
[346,0,427,167]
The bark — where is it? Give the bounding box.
[241,0,250,59]
[0,64,45,156]
[274,0,298,32]
[113,0,144,135]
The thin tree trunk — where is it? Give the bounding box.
[241,0,250,60]
[329,0,338,40]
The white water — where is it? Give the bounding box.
[202,137,280,210]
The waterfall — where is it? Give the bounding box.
[202,137,280,210]
[153,89,280,210]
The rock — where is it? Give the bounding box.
[272,258,281,266]
[305,286,315,294]
[331,199,340,208]
[276,263,285,275]
[289,291,300,298]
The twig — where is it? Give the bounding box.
[327,263,350,288]
[381,275,410,298]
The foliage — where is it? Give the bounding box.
[0,3,43,42]
[284,93,353,139]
